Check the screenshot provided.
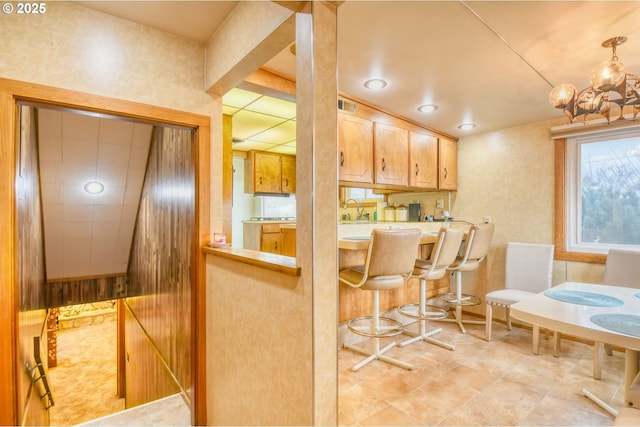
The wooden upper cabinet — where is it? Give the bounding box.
[373,122,408,186]
[409,131,438,189]
[280,155,296,194]
[439,137,457,190]
[338,113,373,184]
[244,151,296,194]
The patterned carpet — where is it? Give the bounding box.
[48,310,124,426]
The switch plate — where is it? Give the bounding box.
[436,199,444,209]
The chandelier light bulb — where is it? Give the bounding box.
[590,60,625,91]
[549,84,576,108]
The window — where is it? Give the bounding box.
[563,131,640,257]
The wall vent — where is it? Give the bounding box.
[338,99,356,113]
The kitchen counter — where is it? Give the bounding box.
[339,231,439,250]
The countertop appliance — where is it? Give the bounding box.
[408,203,421,222]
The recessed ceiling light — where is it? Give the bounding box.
[84,181,105,194]
[418,104,438,113]
[363,79,387,90]
[457,123,476,131]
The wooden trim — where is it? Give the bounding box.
[116,299,126,398]
[203,246,301,276]
[241,67,296,98]
[0,78,210,425]
[554,137,606,264]
[0,87,18,426]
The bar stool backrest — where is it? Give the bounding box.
[429,228,465,269]
[459,222,494,266]
[366,228,421,279]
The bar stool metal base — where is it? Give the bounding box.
[344,315,413,372]
[398,301,454,351]
[437,292,483,334]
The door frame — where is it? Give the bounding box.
[0,78,210,426]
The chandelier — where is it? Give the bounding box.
[548,36,640,123]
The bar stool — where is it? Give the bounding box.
[397,227,464,350]
[340,228,421,372]
[437,222,494,334]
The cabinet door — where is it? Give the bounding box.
[409,131,438,189]
[281,155,296,194]
[260,233,283,254]
[253,152,281,193]
[374,122,408,186]
[338,113,373,183]
[439,137,457,190]
[282,228,296,257]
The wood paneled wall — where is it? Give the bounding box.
[16,106,49,426]
[125,126,194,407]
[47,275,127,308]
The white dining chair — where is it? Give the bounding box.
[594,249,640,380]
[485,242,554,344]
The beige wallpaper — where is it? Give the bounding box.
[0,2,212,113]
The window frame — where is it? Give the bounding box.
[554,129,640,263]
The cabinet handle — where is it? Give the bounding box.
[444,167,448,179]
[340,151,344,166]
[415,163,419,176]
[381,158,386,171]
[285,178,289,187]
[259,176,263,185]
[275,241,278,250]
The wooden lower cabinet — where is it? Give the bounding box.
[260,231,283,254]
[282,227,296,257]
[243,222,293,255]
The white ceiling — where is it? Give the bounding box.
[80,1,640,149]
[38,108,152,280]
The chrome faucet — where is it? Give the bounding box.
[344,198,363,221]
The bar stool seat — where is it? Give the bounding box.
[340,228,422,372]
[397,227,464,350]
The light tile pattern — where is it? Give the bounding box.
[339,321,623,426]
[79,394,190,427]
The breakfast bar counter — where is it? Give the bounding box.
[338,223,466,323]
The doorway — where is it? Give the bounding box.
[1,80,210,426]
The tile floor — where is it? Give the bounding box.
[78,393,190,426]
[338,319,624,426]
[51,308,624,426]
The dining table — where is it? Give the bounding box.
[510,281,640,417]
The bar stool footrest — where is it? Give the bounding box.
[398,303,448,321]
[438,292,481,307]
[347,316,404,338]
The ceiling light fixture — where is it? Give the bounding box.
[549,36,640,123]
[457,123,476,131]
[363,79,387,90]
[418,104,438,113]
[83,181,104,194]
